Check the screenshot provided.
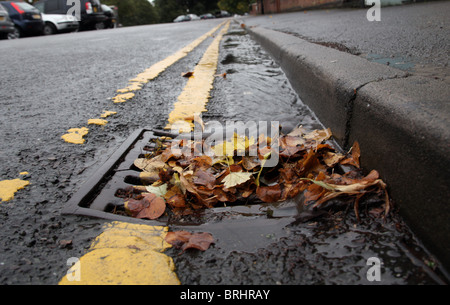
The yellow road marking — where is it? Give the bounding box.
[165,21,231,130]
[0,178,30,202]
[61,127,89,144]
[116,22,226,95]
[62,22,225,144]
[100,110,117,118]
[112,92,135,103]
[59,221,180,285]
[87,119,108,126]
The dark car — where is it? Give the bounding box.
[200,13,215,20]
[173,15,190,23]
[34,0,106,31]
[0,1,44,38]
[215,10,231,18]
[100,4,117,29]
[0,3,14,39]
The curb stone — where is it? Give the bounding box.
[245,24,450,271]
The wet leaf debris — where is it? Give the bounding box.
[117,125,391,222]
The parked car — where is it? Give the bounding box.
[0,1,44,38]
[187,14,200,21]
[200,13,215,20]
[100,4,117,29]
[34,1,78,35]
[33,0,106,31]
[0,3,14,39]
[173,15,190,23]
[215,10,231,18]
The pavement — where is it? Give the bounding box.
[240,1,450,270]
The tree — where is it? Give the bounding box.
[102,0,159,26]
[217,0,252,14]
[153,0,219,23]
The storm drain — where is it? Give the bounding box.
[62,128,163,224]
[62,128,275,225]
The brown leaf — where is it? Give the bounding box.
[134,155,168,173]
[214,72,227,79]
[340,141,361,168]
[281,135,305,148]
[303,183,327,204]
[193,169,216,189]
[192,155,213,170]
[125,193,166,220]
[165,231,192,248]
[159,167,174,183]
[297,150,326,176]
[242,156,260,171]
[166,194,186,208]
[179,172,209,206]
[280,145,304,158]
[303,128,332,143]
[281,181,307,200]
[183,232,215,251]
[165,231,214,252]
[213,188,237,202]
[279,164,298,184]
[256,184,282,202]
[181,71,194,78]
[323,151,345,167]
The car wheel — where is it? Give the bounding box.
[43,23,57,35]
[95,22,105,30]
[7,27,20,39]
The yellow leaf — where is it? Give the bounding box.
[222,172,252,188]
[212,133,255,157]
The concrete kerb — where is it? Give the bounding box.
[245,25,450,271]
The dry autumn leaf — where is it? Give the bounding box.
[134,155,168,173]
[165,231,215,252]
[256,184,282,202]
[222,171,253,188]
[125,193,166,219]
[181,71,194,78]
[340,141,361,168]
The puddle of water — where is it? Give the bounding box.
[366,53,415,71]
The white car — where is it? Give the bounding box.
[187,14,200,21]
[41,13,79,35]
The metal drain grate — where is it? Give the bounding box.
[62,128,275,225]
[62,128,168,224]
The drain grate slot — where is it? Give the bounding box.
[62,128,169,224]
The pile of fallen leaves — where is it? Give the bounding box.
[119,125,390,223]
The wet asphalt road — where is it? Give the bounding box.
[0,19,222,284]
[0,19,446,285]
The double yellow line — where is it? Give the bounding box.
[60,20,230,285]
[61,20,228,145]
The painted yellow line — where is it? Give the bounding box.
[61,127,89,144]
[59,221,180,285]
[100,110,117,118]
[165,21,231,131]
[116,21,226,95]
[61,22,225,144]
[0,178,29,202]
[87,119,108,126]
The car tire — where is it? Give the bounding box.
[43,23,57,35]
[95,22,105,30]
[7,26,20,39]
